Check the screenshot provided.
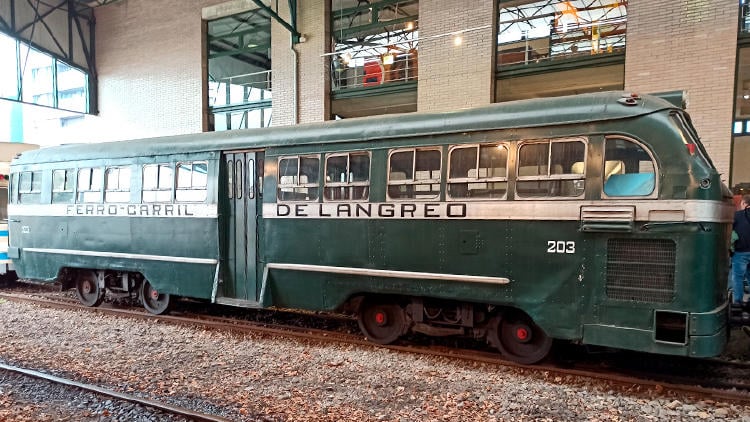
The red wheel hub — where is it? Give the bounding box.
[150,289,160,300]
[82,282,92,294]
[374,310,387,326]
[514,325,532,343]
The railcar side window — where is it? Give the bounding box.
[105,167,131,203]
[387,148,441,200]
[52,169,75,203]
[19,171,42,204]
[516,138,586,198]
[603,137,656,197]
[176,161,208,202]
[448,144,508,199]
[77,168,103,203]
[143,164,173,203]
[324,152,370,201]
[277,156,320,202]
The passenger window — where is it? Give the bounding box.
[603,137,656,197]
[176,161,208,202]
[448,144,507,199]
[277,156,320,202]
[52,169,75,203]
[387,148,441,200]
[105,167,131,203]
[516,138,586,198]
[19,171,42,204]
[143,164,173,203]
[324,152,370,201]
[77,168,103,203]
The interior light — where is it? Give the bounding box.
[341,52,352,65]
[405,21,414,31]
[453,35,463,46]
[382,53,395,65]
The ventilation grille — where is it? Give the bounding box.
[606,238,676,303]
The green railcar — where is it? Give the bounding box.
[8,92,733,364]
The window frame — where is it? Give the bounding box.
[277,155,321,202]
[323,151,371,202]
[447,143,509,201]
[386,147,442,201]
[76,167,103,203]
[601,135,658,199]
[142,163,174,203]
[104,166,132,203]
[515,137,588,200]
[175,161,209,203]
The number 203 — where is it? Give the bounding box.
[547,240,575,254]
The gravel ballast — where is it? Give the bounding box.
[0,299,749,421]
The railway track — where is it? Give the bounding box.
[0,363,232,421]
[1,290,749,406]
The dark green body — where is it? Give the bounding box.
[8,92,732,357]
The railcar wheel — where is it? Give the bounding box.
[75,271,104,307]
[139,280,171,315]
[487,311,552,365]
[357,298,406,345]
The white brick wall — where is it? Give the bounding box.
[417,0,495,112]
[625,0,738,182]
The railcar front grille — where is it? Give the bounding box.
[606,239,676,303]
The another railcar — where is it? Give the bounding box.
[0,142,38,284]
[8,92,733,363]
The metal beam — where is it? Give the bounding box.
[249,0,300,43]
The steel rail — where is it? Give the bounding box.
[2,292,750,405]
[0,363,233,422]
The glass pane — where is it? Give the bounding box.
[78,169,91,190]
[19,172,32,192]
[299,157,319,185]
[551,141,585,175]
[518,143,549,176]
[158,165,173,188]
[91,168,102,190]
[449,147,476,179]
[143,165,158,190]
[177,164,192,188]
[389,151,414,181]
[20,44,54,107]
[278,158,298,184]
[603,138,655,196]
[0,33,18,100]
[479,145,508,178]
[53,170,71,192]
[208,9,272,132]
[227,159,234,198]
[326,155,348,183]
[57,62,88,113]
[236,159,243,199]
[350,153,370,182]
[106,168,120,190]
[193,162,208,187]
[247,158,255,199]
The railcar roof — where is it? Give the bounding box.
[15,91,677,165]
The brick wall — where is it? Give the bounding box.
[625,0,738,182]
[90,0,226,141]
[417,0,495,112]
[271,0,329,126]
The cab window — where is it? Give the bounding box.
[603,137,656,197]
